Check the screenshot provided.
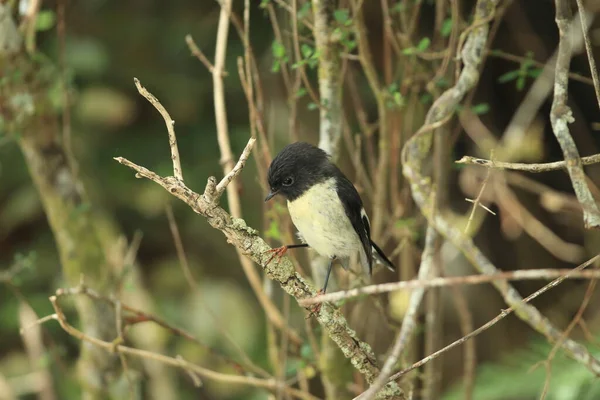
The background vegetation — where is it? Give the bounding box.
[1,0,600,399]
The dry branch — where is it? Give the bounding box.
[550,0,600,229]
[457,153,600,172]
[397,0,600,393]
[47,286,317,400]
[301,267,600,305]
[354,226,439,400]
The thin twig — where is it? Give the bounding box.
[133,78,183,182]
[388,254,600,382]
[48,294,317,400]
[300,268,600,306]
[185,34,226,76]
[398,0,600,380]
[550,0,600,229]
[355,226,438,400]
[464,151,494,234]
[574,0,600,111]
[456,153,600,172]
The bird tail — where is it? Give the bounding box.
[371,240,396,272]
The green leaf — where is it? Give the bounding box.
[333,9,351,25]
[392,2,405,13]
[516,76,526,91]
[36,10,56,31]
[271,40,286,59]
[307,102,318,110]
[264,220,281,241]
[300,44,314,58]
[441,18,453,37]
[497,70,520,83]
[417,37,431,52]
[271,60,281,73]
[402,47,416,55]
[295,87,307,98]
[471,103,490,115]
[298,2,311,19]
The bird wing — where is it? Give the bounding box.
[335,174,373,276]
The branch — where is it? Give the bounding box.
[134,78,182,182]
[48,290,318,400]
[355,226,438,400]
[300,268,600,306]
[399,0,600,388]
[574,0,600,111]
[388,254,600,382]
[456,153,600,172]
[550,0,600,229]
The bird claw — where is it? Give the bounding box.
[305,289,324,319]
[264,246,289,265]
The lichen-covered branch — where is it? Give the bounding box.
[400,0,600,380]
[550,0,600,229]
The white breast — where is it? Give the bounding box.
[287,178,361,259]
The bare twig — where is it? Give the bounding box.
[464,151,493,234]
[401,0,600,381]
[165,205,270,378]
[133,78,183,182]
[48,293,317,400]
[550,0,600,229]
[185,35,224,76]
[388,254,600,382]
[456,153,600,172]
[355,226,439,400]
[300,267,600,306]
[352,0,390,238]
[574,0,600,110]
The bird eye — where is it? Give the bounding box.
[282,177,294,186]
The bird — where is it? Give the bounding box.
[264,141,395,295]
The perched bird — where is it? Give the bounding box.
[264,142,395,294]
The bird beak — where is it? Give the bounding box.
[264,190,277,202]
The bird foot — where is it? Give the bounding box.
[305,289,324,319]
[264,245,289,265]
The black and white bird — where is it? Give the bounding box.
[264,142,395,294]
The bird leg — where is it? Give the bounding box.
[264,243,308,265]
[306,257,335,318]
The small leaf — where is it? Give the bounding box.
[265,221,281,241]
[300,44,314,58]
[402,47,416,55]
[307,102,318,110]
[417,37,431,52]
[333,9,351,25]
[516,75,526,91]
[471,103,490,115]
[295,87,307,98]
[298,2,311,19]
[36,10,56,31]
[441,18,453,37]
[271,40,286,59]
[497,70,520,83]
